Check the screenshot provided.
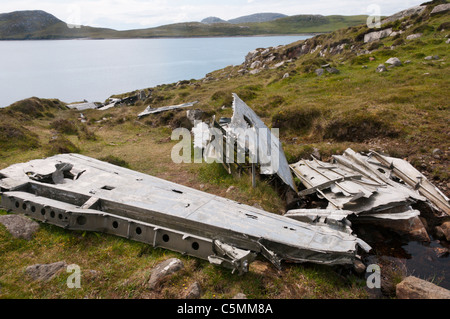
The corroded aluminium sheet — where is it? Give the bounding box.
[226,93,297,191]
[289,148,434,221]
[0,153,370,271]
[369,151,450,216]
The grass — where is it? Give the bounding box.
[0,209,368,299]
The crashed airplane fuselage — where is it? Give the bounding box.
[0,154,369,274]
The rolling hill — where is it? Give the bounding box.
[0,10,368,40]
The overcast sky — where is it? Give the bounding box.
[0,0,426,30]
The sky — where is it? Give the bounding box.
[0,0,427,30]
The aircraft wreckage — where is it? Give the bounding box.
[0,153,370,274]
[1,94,448,275]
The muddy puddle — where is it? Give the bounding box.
[356,223,449,297]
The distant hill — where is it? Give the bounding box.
[0,10,368,40]
[0,10,118,39]
[201,17,229,24]
[228,13,288,24]
[201,13,288,25]
[0,10,61,36]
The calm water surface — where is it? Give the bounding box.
[0,36,309,107]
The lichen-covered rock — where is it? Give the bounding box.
[396,276,450,299]
[0,214,40,240]
[435,221,450,241]
[184,282,202,299]
[26,261,67,282]
[148,258,184,290]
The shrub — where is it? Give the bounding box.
[50,119,78,135]
[271,106,322,133]
[0,122,40,151]
[323,110,400,142]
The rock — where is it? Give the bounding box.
[148,258,184,290]
[315,68,324,76]
[282,73,289,79]
[368,216,430,242]
[249,69,261,75]
[0,214,40,240]
[390,30,404,37]
[447,38,450,44]
[250,60,262,69]
[233,293,248,299]
[435,221,450,241]
[432,148,442,159]
[376,64,388,73]
[245,50,259,63]
[385,57,402,67]
[185,282,202,299]
[406,33,422,40]
[424,55,440,61]
[312,148,321,160]
[186,109,204,125]
[26,261,67,282]
[408,217,431,242]
[176,80,190,87]
[364,28,392,43]
[273,61,285,68]
[226,186,236,193]
[382,5,426,24]
[433,247,449,258]
[326,67,340,74]
[396,276,450,299]
[431,3,450,15]
[353,260,366,274]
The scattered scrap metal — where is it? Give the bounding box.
[287,148,449,232]
[138,101,199,119]
[67,90,148,111]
